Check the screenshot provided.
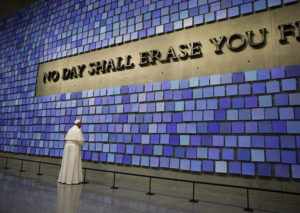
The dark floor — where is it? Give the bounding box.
[0,160,300,213]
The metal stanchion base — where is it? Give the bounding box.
[81,181,89,184]
[37,173,43,176]
[146,192,155,196]
[243,208,254,212]
[4,167,9,170]
[110,186,118,189]
[19,170,25,172]
[189,199,198,203]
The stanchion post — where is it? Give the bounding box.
[146,177,155,195]
[243,188,253,212]
[37,162,43,175]
[19,159,25,172]
[189,182,198,203]
[110,172,118,189]
[4,157,9,169]
[82,168,89,184]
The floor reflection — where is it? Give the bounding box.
[1,168,299,213]
[57,183,82,213]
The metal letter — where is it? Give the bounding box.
[62,68,70,80]
[278,24,295,44]
[226,34,247,52]
[165,47,178,62]
[189,41,202,58]
[139,51,150,66]
[209,36,226,54]
[295,21,300,41]
[150,50,162,64]
[246,28,267,48]
[77,64,86,77]
[178,44,189,60]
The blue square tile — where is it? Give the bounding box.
[274,164,289,178]
[226,84,238,96]
[279,107,294,120]
[242,163,255,176]
[253,82,265,94]
[266,81,280,93]
[259,95,272,107]
[239,109,251,120]
[271,67,285,79]
[282,78,297,91]
[268,0,282,7]
[245,70,257,81]
[229,162,241,174]
[239,84,251,95]
[257,163,271,177]
[219,98,231,109]
[228,6,239,18]
[274,94,288,106]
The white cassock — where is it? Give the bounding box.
[58,125,85,184]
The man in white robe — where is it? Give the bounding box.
[58,119,85,184]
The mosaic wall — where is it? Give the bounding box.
[0,0,300,179]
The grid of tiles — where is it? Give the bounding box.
[1,65,300,178]
[0,0,300,179]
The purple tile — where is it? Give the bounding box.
[151,134,159,144]
[175,147,185,158]
[242,163,255,176]
[208,122,219,133]
[135,145,143,154]
[197,122,208,133]
[232,97,244,108]
[245,96,257,108]
[285,65,300,77]
[245,121,258,133]
[274,94,288,106]
[124,155,132,165]
[164,146,173,156]
[281,151,296,163]
[271,67,285,79]
[239,84,251,95]
[253,82,265,94]
[232,72,244,83]
[213,135,224,146]
[186,148,197,159]
[232,122,244,133]
[229,162,241,174]
[257,163,271,177]
[280,136,295,148]
[191,135,201,146]
[201,135,212,146]
[167,124,176,133]
[257,69,270,80]
[144,145,153,155]
[266,149,280,162]
[215,110,226,120]
[202,160,214,172]
[252,136,264,147]
[265,136,279,148]
[265,108,278,120]
[222,148,234,160]
[239,109,251,120]
[274,164,290,178]
[272,121,287,133]
[220,122,231,133]
[237,149,250,161]
[219,98,231,109]
[170,135,179,145]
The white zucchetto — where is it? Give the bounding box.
[74,119,81,125]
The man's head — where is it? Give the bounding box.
[74,119,82,128]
